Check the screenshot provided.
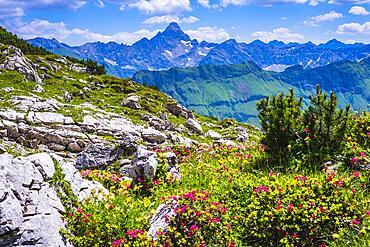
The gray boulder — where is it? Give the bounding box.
[26,112,74,125]
[119,135,139,155]
[0,152,71,247]
[205,130,222,140]
[148,200,179,240]
[122,146,158,180]
[51,154,108,202]
[76,144,123,169]
[186,118,203,135]
[141,128,167,144]
[166,102,194,119]
[122,95,141,109]
[0,46,42,83]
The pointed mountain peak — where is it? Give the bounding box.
[165,22,182,32]
[161,22,190,41]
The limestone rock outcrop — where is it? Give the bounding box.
[0,152,71,247]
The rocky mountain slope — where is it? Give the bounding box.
[133,59,370,124]
[0,30,256,246]
[28,23,370,78]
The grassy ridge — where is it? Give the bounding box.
[133,60,370,124]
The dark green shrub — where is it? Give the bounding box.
[257,86,351,170]
[299,87,351,166]
[257,88,303,167]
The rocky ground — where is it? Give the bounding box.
[0,44,258,246]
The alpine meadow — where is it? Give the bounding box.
[0,1,369,247]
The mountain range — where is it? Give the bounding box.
[133,58,370,125]
[28,22,370,78]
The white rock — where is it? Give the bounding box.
[141,128,167,144]
[122,95,141,109]
[0,109,25,122]
[26,112,74,125]
[186,118,203,134]
[205,130,222,140]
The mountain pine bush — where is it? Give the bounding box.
[257,85,351,170]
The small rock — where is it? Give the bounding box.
[2,87,14,93]
[63,91,72,102]
[205,130,222,140]
[186,118,203,135]
[141,128,167,144]
[67,142,84,153]
[122,95,141,109]
[123,146,158,180]
[166,102,194,119]
[48,143,66,152]
[148,200,179,240]
[119,159,132,167]
[45,133,66,146]
[33,84,45,93]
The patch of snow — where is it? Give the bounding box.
[181,40,192,48]
[198,51,207,56]
[121,65,136,70]
[164,50,173,58]
[263,64,291,72]
[104,58,118,66]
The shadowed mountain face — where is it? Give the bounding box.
[28,23,370,78]
[133,58,370,125]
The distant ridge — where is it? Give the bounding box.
[27,22,370,78]
[133,58,370,125]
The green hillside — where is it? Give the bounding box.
[133,60,370,125]
[0,26,50,55]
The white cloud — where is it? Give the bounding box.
[95,0,105,8]
[122,0,191,15]
[0,7,24,18]
[198,0,211,7]
[251,27,305,43]
[182,16,200,24]
[197,0,220,8]
[186,26,230,42]
[142,15,199,24]
[304,11,343,27]
[336,21,370,34]
[349,6,369,15]
[0,0,87,18]
[142,15,180,24]
[8,19,160,45]
[329,0,370,4]
[219,0,326,7]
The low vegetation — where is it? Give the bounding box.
[60,89,369,246]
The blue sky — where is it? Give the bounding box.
[0,0,369,46]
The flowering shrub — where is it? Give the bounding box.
[156,190,235,246]
[80,170,130,191]
[236,171,370,246]
[62,139,370,246]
